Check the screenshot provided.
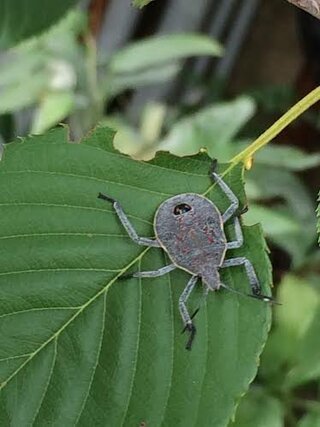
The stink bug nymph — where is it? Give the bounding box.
[98,162,273,350]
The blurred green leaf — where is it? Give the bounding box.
[0,11,81,116]
[108,63,181,97]
[230,388,284,427]
[31,91,74,134]
[159,97,255,158]
[298,411,320,427]
[244,143,320,171]
[317,192,320,245]
[260,275,320,387]
[246,166,316,266]
[0,125,272,425]
[132,0,155,7]
[244,204,300,238]
[0,0,80,48]
[109,33,223,74]
[0,71,49,114]
[286,304,320,387]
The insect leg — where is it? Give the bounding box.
[226,217,243,249]
[121,264,176,279]
[220,257,273,302]
[179,275,199,350]
[98,192,160,247]
[221,257,260,295]
[209,162,239,223]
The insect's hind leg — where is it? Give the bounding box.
[98,192,160,247]
[179,275,199,350]
[221,257,273,301]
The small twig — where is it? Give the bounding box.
[230,86,320,166]
[286,0,320,19]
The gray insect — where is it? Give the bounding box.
[98,162,273,350]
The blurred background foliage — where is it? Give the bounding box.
[0,1,320,426]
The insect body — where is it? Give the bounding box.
[154,193,227,290]
[98,163,273,350]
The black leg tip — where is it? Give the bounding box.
[183,323,196,351]
[239,205,249,216]
[118,273,133,281]
[98,192,116,203]
[209,159,218,176]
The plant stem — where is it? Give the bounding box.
[230,86,320,165]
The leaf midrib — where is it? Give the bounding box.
[0,246,150,391]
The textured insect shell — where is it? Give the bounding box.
[154,193,227,289]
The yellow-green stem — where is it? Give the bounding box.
[230,86,320,165]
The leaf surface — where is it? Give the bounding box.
[0,126,271,426]
[109,34,223,74]
[0,0,80,48]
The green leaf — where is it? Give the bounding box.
[317,191,320,245]
[0,126,271,425]
[286,304,320,387]
[109,33,223,74]
[260,275,320,387]
[246,166,316,266]
[244,204,300,238]
[0,64,49,114]
[159,97,256,158]
[230,388,284,427]
[0,0,80,48]
[132,0,155,8]
[298,411,320,427]
[31,91,75,134]
[108,63,181,97]
[243,143,320,171]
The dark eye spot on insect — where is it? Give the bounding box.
[173,203,192,215]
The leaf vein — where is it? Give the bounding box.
[0,202,152,225]
[74,291,107,425]
[0,170,174,198]
[0,247,150,391]
[0,268,120,277]
[0,307,80,320]
[31,338,58,425]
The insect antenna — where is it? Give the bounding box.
[220,283,280,305]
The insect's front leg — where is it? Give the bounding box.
[209,161,239,223]
[98,192,160,247]
[120,264,176,280]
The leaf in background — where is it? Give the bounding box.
[230,388,284,427]
[0,10,82,116]
[109,33,223,74]
[159,97,255,159]
[0,126,271,426]
[286,304,320,387]
[246,166,316,266]
[317,191,320,245]
[132,0,155,8]
[108,63,181,97]
[243,204,300,238]
[298,411,320,427]
[242,143,320,171]
[260,275,320,387]
[0,0,80,48]
[31,91,74,134]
